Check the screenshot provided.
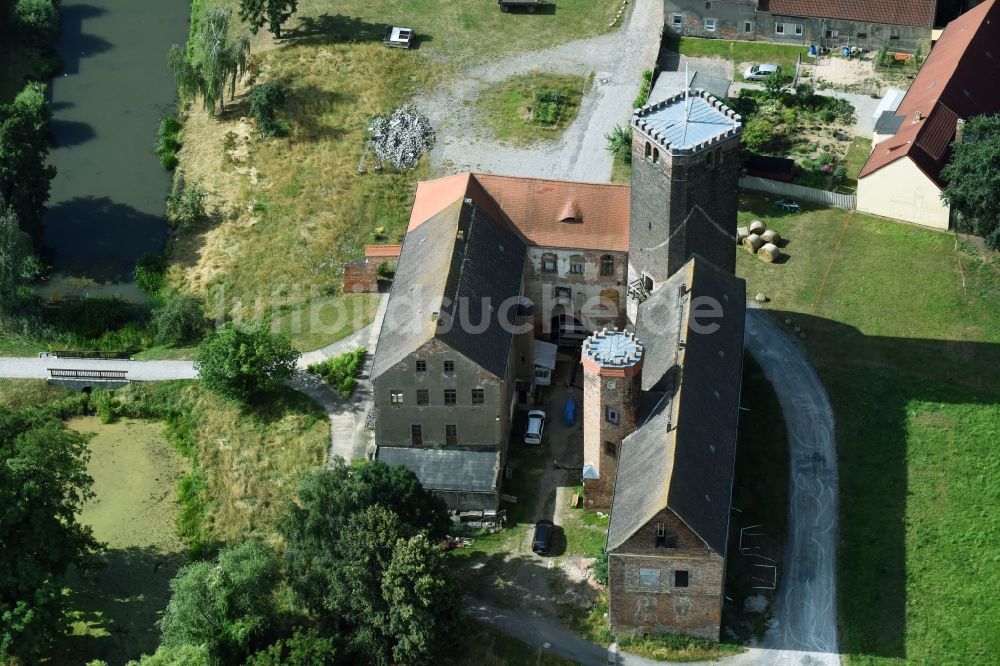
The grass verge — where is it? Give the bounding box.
[842,135,872,186]
[477,72,590,145]
[735,192,1000,664]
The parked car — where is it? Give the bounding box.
[743,63,781,81]
[524,409,546,445]
[532,519,554,555]
[383,26,414,49]
[775,198,801,211]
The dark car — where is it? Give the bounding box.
[532,519,554,555]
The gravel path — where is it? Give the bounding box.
[0,356,197,381]
[417,0,663,182]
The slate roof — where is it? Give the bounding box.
[858,0,1000,186]
[409,173,631,252]
[762,0,938,27]
[607,256,746,556]
[372,197,526,381]
[377,447,501,493]
[634,89,742,156]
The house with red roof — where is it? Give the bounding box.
[857,0,1000,229]
[665,0,938,52]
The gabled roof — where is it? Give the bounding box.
[858,0,1000,186]
[377,447,500,493]
[762,0,938,28]
[409,173,631,252]
[372,197,526,381]
[607,256,746,556]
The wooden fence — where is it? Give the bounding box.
[739,176,856,209]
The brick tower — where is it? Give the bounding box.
[581,328,644,510]
[627,88,742,323]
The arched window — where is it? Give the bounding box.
[652,147,660,164]
[569,255,586,275]
[644,141,652,159]
[600,254,615,276]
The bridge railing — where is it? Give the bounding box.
[48,368,129,381]
[48,350,134,360]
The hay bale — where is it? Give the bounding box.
[759,242,781,263]
[762,229,781,245]
[749,220,766,235]
[736,226,749,244]
[743,233,763,254]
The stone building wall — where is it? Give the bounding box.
[608,507,725,640]
[343,258,381,293]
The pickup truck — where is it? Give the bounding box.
[498,0,544,12]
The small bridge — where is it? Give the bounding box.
[48,368,129,381]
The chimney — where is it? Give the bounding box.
[955,118,965,143]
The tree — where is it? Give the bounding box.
[940,113,1000,249]
[12,0,58,44]
[0,83,56,243]
[126,644,212,666]
[238,0,298,39]
[281,461,450,619]
[169,8,250,114]
[151,291,209,345]
[0,410,100,663]
[604,124,632,165]
[248,81,286,137]
[740,115,774,153]
[381,534,461,666]
[762,70,784,100]
[195,321,298,401]
[159,541,280,664]
[243,628,339,666]
[0,203,40,303]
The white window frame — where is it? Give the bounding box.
[704,17,716,32]
[775,22,784,35]
[671,13,683,28]
[794,23,803,36]
[606,406,620,425]
[744,20,752,33]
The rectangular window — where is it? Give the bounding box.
[542,255,557,273]
[445,424,458,446]
[471,388,485,404]
[443,360,455,374]
[672,14,683,27]
[704,1,711,8]
[415,359,426,373]
[555,286,572,300]
[674,570,690,587]
[795,24,803,36]
[604,441,617,458]
[639,568,661,589]
[655,524,678,548]
[744,20,752,33]
[390,390,404,405]
[410,425,422,445]
[569,261,585,275]
[704,17,716,32]
[775,22,784,35]
[857,32,867,39]
[444,389,457,405]
[416,389,429,406]
[606,407,620,425]
[600,255,615,276]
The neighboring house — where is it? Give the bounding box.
[857,0,1000,229]
[664,0,937,51]
[601,256,746,641]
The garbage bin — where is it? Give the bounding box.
[809,44,817,56]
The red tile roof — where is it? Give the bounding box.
[858,0,1000,186]
[408,173,631,252]
[764,0,938,28]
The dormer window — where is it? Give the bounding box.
[559,200,581,224]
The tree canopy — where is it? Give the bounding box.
[0,408,100,663]
[0,203,40,303]
[238,0,298,39]
[195,321,299,402]
[0,83,56,243]
[169,8,250,114]
[941,113,1000,249]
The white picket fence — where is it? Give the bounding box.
[739,175,857,209]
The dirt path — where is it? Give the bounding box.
[416,0,663,182]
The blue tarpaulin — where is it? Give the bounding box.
[563,393,576,426]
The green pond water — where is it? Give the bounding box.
[42,0,190,286]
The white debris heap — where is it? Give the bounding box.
[362,104,435,172]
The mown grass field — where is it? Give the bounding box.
[670,34,808,82]
[842,136,872,187]
[477,72,591,145]
[735,193,1000,664]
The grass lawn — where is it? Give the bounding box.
[477,72,591,145]
[271,292,381,351]
[842,136,872,186]
[735,192,1000,664]
[669,35,807,82]
[292,0,618,64]
[610,156,631,184]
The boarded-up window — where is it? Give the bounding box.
[600,254,615,276]
[639,568,661,589]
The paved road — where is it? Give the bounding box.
[0,356,196,381]
[418,0,663,182]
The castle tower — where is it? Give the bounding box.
[627,88,742,323]
[581,328,644,510]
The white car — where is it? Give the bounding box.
[524,409,546,445]
[743,63,782,81]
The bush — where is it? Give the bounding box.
[532,89,563,125]
[135,254,168,295]
[196,321,299,402]
[244,628,340,666]
[155,114,183,171]
[248,82,287,137]
[13,0,58,45]
[307,348,366,398]
[632,68,654,109]
[832,166,846,185]
[604,124,632,165]
[593,549,608,585]
[53,296,135,342]
[177,471,210,559]
[166,181,211,229]
[740,116,774,153]
[151,292,208,345]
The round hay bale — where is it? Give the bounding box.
[759,242,781,263]
[749,220,766,235]
[743,233,763,254]
[755,292,767,303]
[761,229,781,245]
[736,226,749,244]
